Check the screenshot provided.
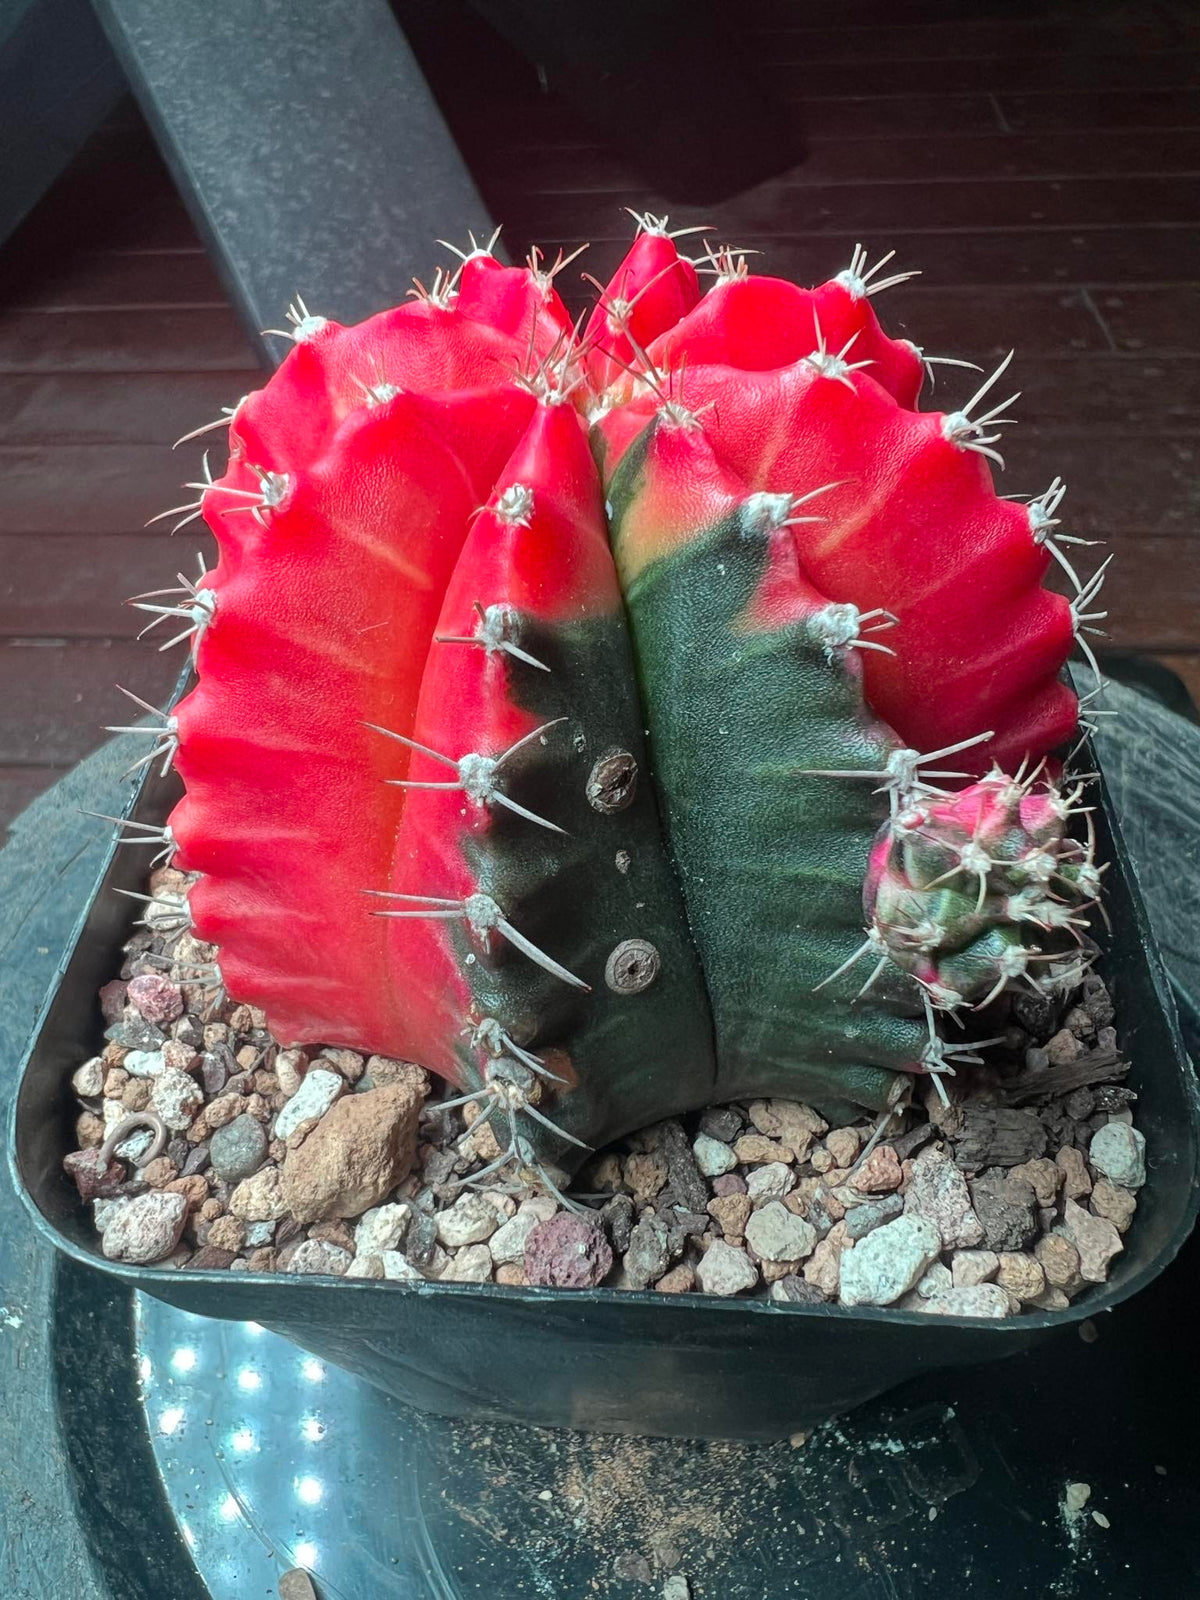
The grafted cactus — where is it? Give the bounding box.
[117,221,1108,1184]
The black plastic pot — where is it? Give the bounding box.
[10,702,1200,1441]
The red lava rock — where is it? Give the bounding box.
[523,1213,613,1289]
[98,980,128,1025]
[126,973,185,1026]
[64,1148,125,1200]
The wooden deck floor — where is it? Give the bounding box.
[1,0,1198,829]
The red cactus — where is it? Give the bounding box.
[120,221,1107,1173]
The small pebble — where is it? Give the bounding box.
[920,1284,1012,1319]
[440,1243,494,1283]
[843,1194,904,1241]
[380,1251,423,1282]
[770,1276,828,1306]
[1088,1123,1146,1189]
[354,1202,412,1256]
[524,1214,613,1289]
[849,1145,903,1194]
[622,1216,670,1289]
[662,1579,691,1600]
[123,1049,165,1080]
[488,1204,547,1265]
[951,1249,999,1288]
[209,1113,269,1182]
[692,1133,737,1178]
[1056,1145,1093,1200]
[734,1133,792,1165]
[707,1193,752,1241]
[1059,1198,1123,1282]
[995,1252,1046,1304]
[694,1240,758,1297]
[838,1216,941,1307]
[285,1239,353,1276]
[745,1201,816,1264]
[698,1106,742,1142]
[278,1568,318,1600]
[101,1191,188,1264]
[1090,1177,1138,1234]
[273,1068,344,1141]
[126,973,185,1025]
[656,1264,695,1295]
[435,1193,500,1248]
[746,1161,794,1204]
[1035,1234,1083,1293]
[72,1057,105,1098]
[905,1147,984,1248]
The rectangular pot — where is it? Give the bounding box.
[10,702,1200,1441]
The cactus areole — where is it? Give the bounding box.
[130,222,1108,1186]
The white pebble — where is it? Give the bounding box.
[380,1251,422,1283]
[100,1191,188,1264]
[354,1202,412,1257]
[273,1068,344,1140]
[838,1215,941,1307]
[436,1193,499,1248]
[746,1162,794,1205]
[1088,1123,1146,1190]
[745,1201,816,1264]
[150,1066,204,1131]
[123,1049,166,1079]
[72,1057,105,1098]
[692,1133,737,1177]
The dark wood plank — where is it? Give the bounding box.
[765,52,1200,95]
[2,248,225,310]
[0,371,251,446]
[997,87,1200,131]
[757,16,1198,58]
[501,176,1200,243]
[507,129,1200,194]
[994,434,1200,537]
[1153,653,1200,708]
[0,308,258,373]
[0,532,216,635]
[0,638,181,763]
[1088,287,1200,354]
[0,445,228,534]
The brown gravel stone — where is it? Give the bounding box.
[121,1078,154,1113]
[229,1166,288,1222]
[269,1139,287,1163]
[656,1264,696,1294]
[165,1175,209,1210]
[282,1082,423,1222]
[1090,1177,1138,1233]
[707,1193,752,1241]
[995,1252,1046,1304]
[186,1245,237,1271]
[1060,1198,1123,1282]
[747,1100,824,1161]
[321,1048,365,1082]
[276,1049,307,1097]
[1056,1145,1093,1200]
[624,1152,668,1205]
[810,1148,834,1175]
[141,1157,179,1189]
[199,1197,223,1222]
[207,1215,246,1252]
[1010,1157,1063,1209]
[244,1092,270,1122]
[1034,1234,1084,1293]
[803,1221,849,1295]
[1047,1028,1081,1066]
[825,1128,861,1168]
[849,1146,902,1194]
[495,1262,526,1287]
[103,1068,130,1098]
[310,1219,356,1253]
[363,1057,429,1097]
[161,1040,198,1075]
[734,1133,793,1165]
[951,1250,999,1288]
[205,1093,243,1130]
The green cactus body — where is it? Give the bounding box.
[607,414,924,1122]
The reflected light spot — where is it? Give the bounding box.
[138,1355,153,1382]
[237,1367,263,1392]
[301,1417,326,1442]
[244,1321,265,1336]
[230,1428,256,1453]
[296,1476,323,1506]
[301,1358,326,1382]
[218,1494,240,1522]
[157,1406,186,1437]
[171,1346,198,1373]
[181,1521,197,1550]
[294,1541,318,1568]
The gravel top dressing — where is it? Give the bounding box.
[61,863,1145,1319]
